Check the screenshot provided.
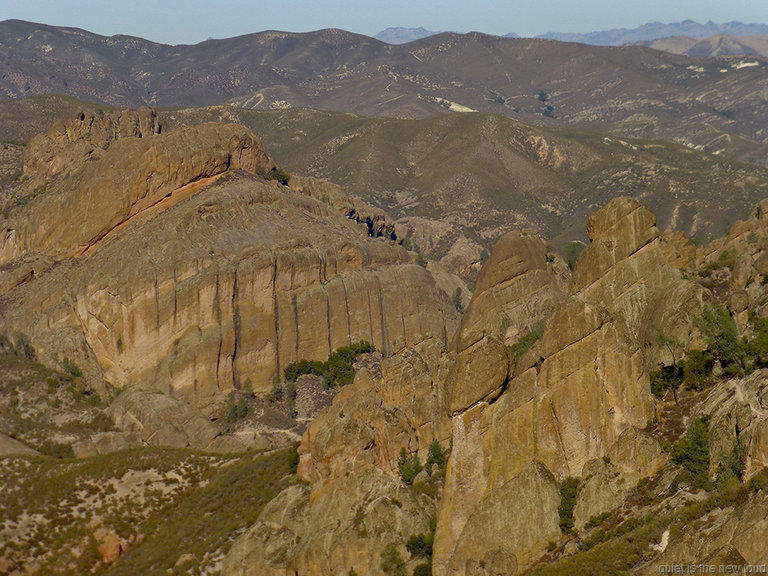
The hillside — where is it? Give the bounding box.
[2,20,768,165]
[640,34,768,58]
[2,95,768,262]
[3,18,768,575]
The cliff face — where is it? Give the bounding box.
[434,197,709,574]
[0,111,457,413]
[228,197,709,576]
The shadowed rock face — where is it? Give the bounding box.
[0,111,457,413]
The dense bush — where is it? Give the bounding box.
[696,304,743,370]
[265,166,290,185]
[746,318,768,367]
[564,242,584,270]
[397,447,423,485]
[452,287,464,313]
[425,439,448,475]
[671,416,710,488]
[558,477,580,534]
[682,349,714,391]
[283,341,375,386]
[716,439,746,489]
[406,531,433,559]
[380,543,406,576]
[649,362,683,399]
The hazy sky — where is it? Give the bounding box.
[3,0,768,45]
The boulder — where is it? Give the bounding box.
[447,461,561,575]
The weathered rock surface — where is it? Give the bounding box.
[700,369,768,478]
[642,489,768,574]
[435,197,706,574]
[22,107,162,187]
[108,389,237,451]
[573,427,665,528]
[0,111,457,414]
[225,464,433,576]
[72,431,143,459]
[0,432,38,456]
[3,121,273,261]
[298,338,453,487]
[454,231,566,351]
[223,484,311,576]
[450,461,561,575]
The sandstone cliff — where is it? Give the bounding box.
[0,111,457,418]
[435,198,706,574]
[229,197,711,576]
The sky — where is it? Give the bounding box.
[2,0,768,45]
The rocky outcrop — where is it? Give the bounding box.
[225,464,434,576]
[434,198,707,575]
[454,231,567,351]
[108,389,242,451]
[223,484,311,576]
[298,338,453,487]
[22,107,162,186]
[225,338,453,575]
[4,120,274,261]
[643,489,768,573]
[450,461,561,575]
[0,432,38,456]
[700,369,768,479]
[573,427,665,528]
[0,112,457,413]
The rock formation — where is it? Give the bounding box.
[434,198,706,574]
[0,111,457,417]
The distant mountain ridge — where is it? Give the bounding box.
[374,27,442,44]
[3,19,768,171]
[638,34,768,59]
[375,20,768,47]
[536,20,768,46]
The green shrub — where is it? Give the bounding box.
[227,397,248,420]
[564,242,584,270]
[283,342,375,387]
[285,381,296,415]
[286,441,300,473]
[397,448,423,485]
[452,287,464,313]
[425,439,448,475]
[40,440,74,459]
[405,531,433,559]
[412,563,432,576]
[265,166,290,185]
[584,511,610,529]
[380,543,406,576]
[558,477,579,534]
[511,321,545,361]
[14,333,35,360]
[649,362,683,399]
[671,416,710,487]
[696,304,743,369]
[716,438,746,489]
[61,357,83,378]
[746,318,768,367]
[682,349,713,391]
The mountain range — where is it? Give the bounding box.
[4,17,768,575]
[375,20,768,45]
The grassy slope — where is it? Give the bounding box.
[1,447,297,575]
